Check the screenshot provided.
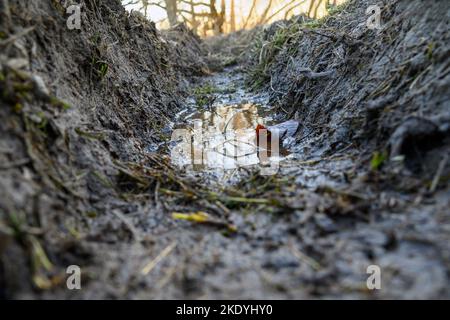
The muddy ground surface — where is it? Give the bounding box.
[0,0,449,299]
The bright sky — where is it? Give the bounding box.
[124,1,339,29]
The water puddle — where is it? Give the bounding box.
[170,103,289,173]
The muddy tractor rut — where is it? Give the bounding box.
[0,0,449,300]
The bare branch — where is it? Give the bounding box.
[243,0,257,29]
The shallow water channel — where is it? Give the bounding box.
[169,102,294,175]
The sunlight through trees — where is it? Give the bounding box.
[122,0,346,35]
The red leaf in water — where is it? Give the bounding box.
[255,124,267,133]
[255,124,271,146]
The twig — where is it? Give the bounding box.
[141,241,177,276]
[220,196,273,205]
[296,66,336,80]
[289,242,322,271]
[112,210,141,242]
[270,75,287,95]
[0,26,35,47]
[0,158,30,170]
[430,154,448,193]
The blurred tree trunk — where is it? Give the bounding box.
[189,0,200,33]
[243,0,257,29]
[262,0,305,25]
[313,0,324,18]
[209,0,218,35]
[230,0,236,32]
[209,0,224,35]
[165,0,178,27]
[308,0,316,18]
[257,0,273,25]
[220,0,226,33]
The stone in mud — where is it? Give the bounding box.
[262,256,300,270]
[4,58,29,70]
[30,74,50,98]
[268,120,300,140]
[314,213,337,234]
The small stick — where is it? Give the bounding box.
[112,210,141,242]
[430,154,448,193]
[0,26,35,47]
[289,242,322,271]
[0,158,30,170]
[141,241,177,276]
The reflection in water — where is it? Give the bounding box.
[171,104,284,171]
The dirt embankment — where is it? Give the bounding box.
[0,0,206,298]
[247,0,450,169]
[242,0,450,298]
